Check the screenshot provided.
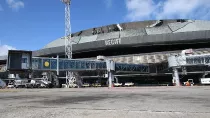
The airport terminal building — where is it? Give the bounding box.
[1,19,210,87]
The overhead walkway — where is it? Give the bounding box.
[168,54,210,67]
[25,50,210,74]
[186,54,210,65]
[32,57,149,73]
[168,52,210,86]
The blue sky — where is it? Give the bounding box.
[0,0,210,55]
[0,0,126,52]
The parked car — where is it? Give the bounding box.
[7,83,15,88]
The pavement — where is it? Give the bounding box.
[0,86,210,118]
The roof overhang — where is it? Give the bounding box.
[33,30,210,57]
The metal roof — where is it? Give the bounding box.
[1,19,210,60]
[43,20,210,49]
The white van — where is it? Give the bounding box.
[200,78,210,85]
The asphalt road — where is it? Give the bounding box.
[0,87,210,118]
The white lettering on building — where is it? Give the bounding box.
[105,38,121,46]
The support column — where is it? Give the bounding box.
[29,73,32,79]
[108,72,113,88]
[75,72,82,88]
[16,74,20,79]
[65,71,68,87]
[106,59,115,88]
[173,68,180,86]
[57,55,59,76]
[115,77,119,83]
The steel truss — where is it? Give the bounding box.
[61,0,75,87]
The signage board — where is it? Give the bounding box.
[105,38,121,46]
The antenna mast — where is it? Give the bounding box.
[61,0,75,87]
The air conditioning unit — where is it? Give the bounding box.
[97,55,105,60]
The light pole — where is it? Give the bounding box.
[61,0,75,87]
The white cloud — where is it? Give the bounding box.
[125,0,210,21]
[0,4,3,11]
[126,0,156,21]
[6,0,24,11]
[105,0,112,8]
[0,45,16,56]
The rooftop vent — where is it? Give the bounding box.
[116,24,123,31]
[149,20,163,27]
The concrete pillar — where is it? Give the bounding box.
[115,77,119,83]
[108,71,114,88]
[106,59,115,88]
[75,72,82,88]
[173,68,180,86]
[76,78,83,88]
[29,73,32,79]
[65,71,68,86]
[16,74,20,79]
[57,55,59,76]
